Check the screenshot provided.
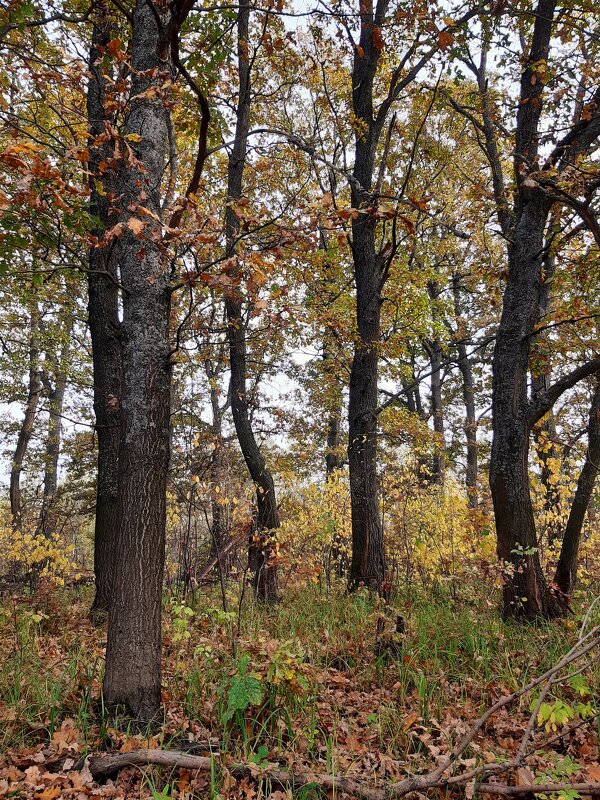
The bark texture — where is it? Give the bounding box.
[489,0,580,618]
[347,0,388,592]
[87,3,122,619]
[102,0,172,719]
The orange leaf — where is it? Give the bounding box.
[438,30,453,50]
[373,27,384,49]
[127,217,145,235]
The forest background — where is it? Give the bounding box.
[0,0,599,797]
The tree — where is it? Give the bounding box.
[554,377,600,595]
[86,1,122,620]
[487,0,600,618]
[102,0,174,718]
[224,1,280,602]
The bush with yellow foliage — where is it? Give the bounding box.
[0,504,76,588]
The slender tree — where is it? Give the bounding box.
[10,316,42,529]
[224,0,280,602]
[554,378,600,595]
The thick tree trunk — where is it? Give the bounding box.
[490,197,567,619]
[10,327,41,529]
[347,201,385,591]
[87,3,122,620]
[224,1,279,602]
[346,0,388,595]
[554,379,600,595]
[103,0,172,720]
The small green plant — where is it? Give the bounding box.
[535,755,581,800]
[220,654,264,729]
[170,600,194,643]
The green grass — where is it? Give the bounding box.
[0,581,597,771]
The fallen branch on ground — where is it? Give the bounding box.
[89,621,600,800]
[88,749,600,799]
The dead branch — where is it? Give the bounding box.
[89,627,600,800]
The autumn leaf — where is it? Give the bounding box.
[127,217,145,235]
[438,30,453,50]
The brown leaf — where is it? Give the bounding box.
[438,30,453,50]
[127,217,145,236]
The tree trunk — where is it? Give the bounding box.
[324,330,342,478]
[87,2,122,621]
[206,357,228,565]
[554,379,600,595]
[489,197,567,619]
[38,366,68,538]
[452,277,478,507]
[10,325,41,529]
[427,339,445,488]
[347,195,385,590]
[224,0,279,602]
[346,0,388,594]
[103,0,172,720]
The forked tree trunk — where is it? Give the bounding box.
[490,195,567,619]
[103,0,172,720]
[87,3,122,620]
[11,325,42,529]
[554,379,600,595]
[224,0,279,602]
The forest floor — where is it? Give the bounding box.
[1,582,600,799]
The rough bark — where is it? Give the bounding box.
[10,324,41,529]
[224,0,279,602]
[102,0,172,719]
[554,379,600,595]
[489,191,568,619]
[489,0,569,619]
[346,0,389,593]
[87,3,122,620]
